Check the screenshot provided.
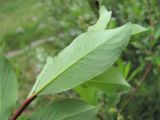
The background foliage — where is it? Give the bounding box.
[0,0,159,120]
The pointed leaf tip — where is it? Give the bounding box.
[88,6,112,31]
[86,67,131,93]
[132,24,149,35]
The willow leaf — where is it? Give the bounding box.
[86,67,131,93]
[29,23,131,96]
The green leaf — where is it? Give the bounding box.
[74,86,98,105]
[29,23,132,96]
[30,99,98,120]
[86,67,131,93]
[132,24,149,35]
[124,62,131,79]
[106,93,121,106]
[88,6,112,31]
[0,56,18,119]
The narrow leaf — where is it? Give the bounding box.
[88,6,112,31]
[30,99,98,120]
[0,56,18,119]
[132,24,149,35]
[86,67,131,93]
[29,23,132,96]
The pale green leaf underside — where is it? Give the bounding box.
[0,56,18,119]
[30,99,97,120]
[132,24,149,35]
[88,5,112,31]
[29,23,132,96]
[86,67,131,93]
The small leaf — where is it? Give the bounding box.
[124,62,131,79]
[86,67,131,93]
[30,99,98,120]
[132,24,149,35]
[74,86,98,105]
[88,6,112,31]
[29,23,132,96]
[0,56,18,119]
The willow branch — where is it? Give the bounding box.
[120,63,152,112]
[10,94,37,120]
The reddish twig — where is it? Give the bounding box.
[120,63,152,112]
[10,94,37,120]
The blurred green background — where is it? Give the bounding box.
[0,0,159,120]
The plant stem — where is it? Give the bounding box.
[10,94,37,120]
[120,63,152,112]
